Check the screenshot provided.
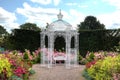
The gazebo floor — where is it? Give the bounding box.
[29,64,85,80]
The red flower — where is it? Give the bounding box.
[86,60,96,68]
[13,66,26,77]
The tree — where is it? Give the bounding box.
[0,25,8,48]
[0,25,8,37]
[19,23,41,31]
[78,16,105,30]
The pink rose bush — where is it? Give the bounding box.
[0,48,41,80]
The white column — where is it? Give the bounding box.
[47,34,50,68]
[74,33,79,67]
[48,32,54,68]
[40,32,46,67]
[65,34,68,68]
[65,32,71,69]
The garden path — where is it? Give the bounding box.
[29,64,85,80]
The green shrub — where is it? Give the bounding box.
[114,43,120,52]
[86,52,95,62]
[0,54,12,79]
[79,58,88,65]
[11,75,22,80]
[78,53,83,64]
[23,52,29,60]
[29,68,35,75]
[87,55,120,80]
[32,52,41,64]
[82,69,93,80]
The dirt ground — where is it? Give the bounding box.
[29,64,85,80]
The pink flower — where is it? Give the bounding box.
[9,59,16,66]
[29,55,33,60]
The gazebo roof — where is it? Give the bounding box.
[48,10,73,31]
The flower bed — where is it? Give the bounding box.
[83,51,120,80]
[0,49,41,80]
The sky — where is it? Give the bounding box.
[0,0,120,32]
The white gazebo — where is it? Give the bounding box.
[40,10,79,69]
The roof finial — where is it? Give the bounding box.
[57,9,63,20]
[60,9,61,14]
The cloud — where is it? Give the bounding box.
[102,0,120,9]
[31,0,51,5]
[53,0,61,6]
[16,2,60,28]
[0,7,19,32]
[16,2,86,30]
[66,2,88,9]
[30,0,61,6]
[97,10,120,29]
[67,8,120,29]
[66,3,77,6]
[78,5,88,8]
[95,0,120,29]
[16,1,120,30]
[68,9,85,29]
[93,1,98,5]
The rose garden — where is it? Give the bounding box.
[0,11,120,80]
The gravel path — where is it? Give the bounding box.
[29,64,85,80]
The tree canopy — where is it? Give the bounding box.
[19,23,41,31]
[78,16,105,30]
[0,25,8,37]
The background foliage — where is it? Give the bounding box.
[1,17,119,57]
[79,29,120,57]
[5,29,120,57]
[7,29,40,52]
[19,23,41,31]
[0,25,8,48]
[78,16,105,30]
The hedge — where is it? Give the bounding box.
[7,29,120,57]
[79,29,120,57]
